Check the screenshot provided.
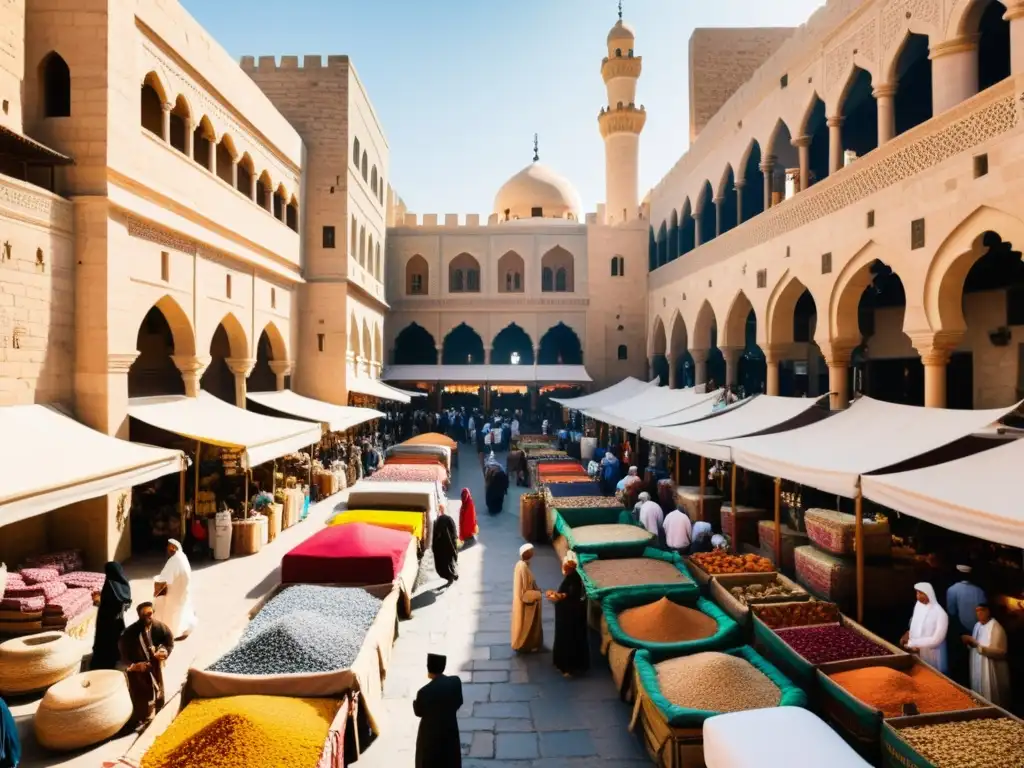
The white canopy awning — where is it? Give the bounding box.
[0,405,185,526]
[247,390,383,433]
[348,376,413,404]
[551,376,654,408]
[584,387,722,433]
[862,437,1024,548]
[382,364,592,384]
[642,395,829,461]
[128,392,322,469]
[720,396,1019,498]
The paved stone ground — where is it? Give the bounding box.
[357,450,650,767]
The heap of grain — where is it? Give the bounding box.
[896,718,1024,768]
[210,585,381,675]
[570,524,652,545]
[618,598,717,643]
[141,695,339,768]
[654,652,780,712]
[583,558,687,590]
[828,665,979,717]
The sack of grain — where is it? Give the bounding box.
[804,509,891,558]
[557,516,653,559]
[578,549,699,603]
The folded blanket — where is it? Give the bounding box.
[20,567,61,584]
[60,571,105,590]
[44,588,93,618]
[4,580,67,600]
[0,595,46,612]
[23,549,84,575]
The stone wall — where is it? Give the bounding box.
[0,0,24,133]
[688,28,794,143]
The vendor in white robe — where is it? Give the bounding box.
[153,538,197,641]
[901,582,948,674]
[962,603,1011,707]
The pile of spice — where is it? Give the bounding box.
[828,664,980,717]
[617,597,718,643]
[654,652,781,712]
[775,624,892,664]
[690,551,773,575]
[728,579,804,605]
[896,717,1024,768]
[753,600,840,629]
[550,496,624,508]
[571,524,653,545]
[141,695,339,768]
[583,558,689,589]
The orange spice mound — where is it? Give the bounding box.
[617,597,718,643]
[828,664,980,717]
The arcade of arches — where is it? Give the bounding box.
[649,215,1024,413]
[392,321,584,368]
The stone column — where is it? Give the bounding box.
[1006,2,1024,74]
[930,36,980,114]
[160,102,172,143]
[269,359,292,391]
[184,117,194,159]
[874,84,897,145]
[721,347,743,388]
[230,158,239,188]
[534,347,541,367]
[692,214,703,248]
[226,358,256,409]
[760,158,776,209]
[667,355,678,389]
[250,174,258,202]
[734,180,745,225]
[911,332,961,408]
[484,346,492,365]
[764,346,782,396]
[172,355,211,398]
[648,354,657,383]
[820,345,853,410]
[207,140,217,174]
[690,349,709,387]
[827,116,844,174]
[792,135,811,191]
[713,197,724,237]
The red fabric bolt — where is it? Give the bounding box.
[281,522,411,586]
[776,623,892,665]
[20,567,61,584]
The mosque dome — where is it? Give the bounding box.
[607,19,635,46]
[493,161,582,222]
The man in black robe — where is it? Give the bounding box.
[413,653,462,768]
[547,554,590,677]
[485,467,509,515]
[432,510,459,588]
[118,601,175,731]
[91,561,132,670]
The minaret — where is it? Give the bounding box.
[599,1,646,225]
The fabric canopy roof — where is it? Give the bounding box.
[348,376,413,404]
[721,396,1018,498]
[0,405,185,526]
[128,392,322,469]
[382,364,592,384]
[247,390,383,433]
[584,387,721,433]
[861,437,1024,548]
[551,376,654,408]
[642,395,829,461]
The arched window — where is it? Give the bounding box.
[353,137,360,166]
[555,268,567,292]
[449,252,480,293]
[361,151,368,181]
[140,80,163,136]
[350,215,358,256]
[286,197,298,231]
[617,344,628,360]
[359,225,366,266]
[497,250,525,294]
[375,244,382,279]
[542,267,553,292]
[42,53,71,118]
[406,254,428,295]
[451,269,464,292]
[611,255,625,276]
[169,96,190,154]
[541,245,574,292]
[371,166,378,195]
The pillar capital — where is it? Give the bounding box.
[712,195,725,206]
[720,345,743,362]
[107,352,140,373]
[172,355,211,398]
[758,158,777,173]
[790,134,812,149]
[733,178,746,189]
[161,101,173,113]
[826,115,845,128]
[818,340,857,368]
[929,34,980,59]
[909,330,963,365]
[268,359,293,377]
[761,345,786,365]
[872,83,898,99]
[225,357,256,377]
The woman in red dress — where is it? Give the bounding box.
[458,487,479,542]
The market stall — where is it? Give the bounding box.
[347,376,414,404]
[583,386,721,435]
[550,376,656,410]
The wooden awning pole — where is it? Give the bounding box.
[774,478,782,568]
[698,456,706,521]
[674,449,680,485]
[856,489,865,624]
[730,462,737,511]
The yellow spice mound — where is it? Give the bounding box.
[141,695,340,768]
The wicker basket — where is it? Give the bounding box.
[804,509,892,558]
[794,546,856,602]
[266,503,282,541]
[231,519,264,556]
[34,669,133,751]
[758,520,808,572]
[0,631,85,695]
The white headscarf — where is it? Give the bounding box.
[910,582,940,639]
[628,466,638,476]
[519,543,534,558]
[638,491,650,502]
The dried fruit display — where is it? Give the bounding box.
[896,717,1024,768]
[753,600,840,629]
[775,624,892,664]
[728,580,804,605]
[690,551,773,575]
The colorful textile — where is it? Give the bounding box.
[23,549,83,575]
[282,522,412,586]
[60,571,106,590]
[328,509,425,541]
[547,482,602,498]
[44,587,93,619]
[368,464,447,486]
[402,432,458,450]
[3,580,67,600]
[20,567,60,584]
[0,595,45,612]
[537,462,586,476]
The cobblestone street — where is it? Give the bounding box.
[357,451,649,767]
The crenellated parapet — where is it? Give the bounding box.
[598,103,647,138]
[601,55,642,83]
[390,212,600,229]
[239,55,350,72]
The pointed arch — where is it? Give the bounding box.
[405,254,428,295]
[259,319,289,363]
[135,294,196,357]
[679,198,696,255]
[449,252,481,293]
[541,246,574,292]
[668,208,680,261]
[796,90,825,137]
[41,52,71,118]
[442,323,485,365]
[373,323,383,364]
[668,309,688,359]
[649,315,667,357]
[766,274,818,347]
[497,250,525,293]
[693,299,717,350]
[362,319,372,367]
[827,240,893,344]
[394,323,438,365]
[716,164,736,200]
[210,312,249,359]
[169,94,191,154]
[349,313,361,359]
[492,323,535,364]
[721,290,754,349]
[140,73,165,136]
[538,322,583,365]
[142,71,168,104]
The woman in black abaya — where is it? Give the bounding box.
[91,561,132,670]
[431,510,459,589]
[546,552,589,677]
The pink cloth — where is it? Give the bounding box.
[23,549,84,575]
[4,580,68,600]
[0,595,46,612]
[20,567,60,584]
[44,587,93,619]
[60,571,106,589]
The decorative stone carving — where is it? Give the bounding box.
[0,176,73,233]
[825,20,879,95]
[881,0,940,52]
[107,352,140,373]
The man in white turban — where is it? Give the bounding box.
[636,492,665,543]
[963,603,1011,707]
[511,543,543,653]
[901,582,948,673]
[153,538,197,640]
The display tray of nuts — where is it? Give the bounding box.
[882,708,1024,768]
[709,572,810,626]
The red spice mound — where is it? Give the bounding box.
[829,664,980,717]
[776,624,892,665]
[617,598,718,643]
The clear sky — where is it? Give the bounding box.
[182,0,824,216]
